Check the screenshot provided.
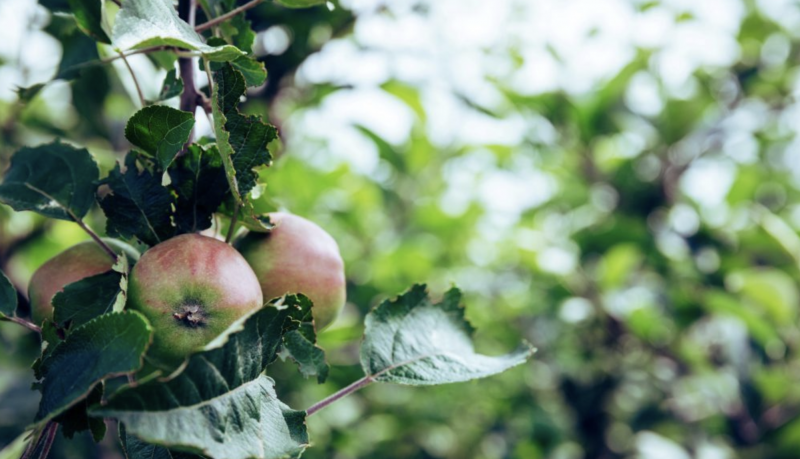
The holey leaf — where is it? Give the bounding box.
[112,0,244,61]
[34,311,151,427]
[92,298,312,459]
[360,285,535,385]
[0,269,17,319]
[0,141,99,221]
[212,63,277,203]
[125,105,195,171]
[169,144,229,234]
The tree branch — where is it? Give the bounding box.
[195,0,264,33]
[179,0,200,146]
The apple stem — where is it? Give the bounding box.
[306,376,374,417]
[70,214,118,262]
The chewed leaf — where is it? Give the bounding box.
[125,105,195,171]
[0,141,99,221]
[360,284,535,385]
[169,144,229,234]
[112,0,244,61]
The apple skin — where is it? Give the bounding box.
[28,239,140,324]
[236,212,346,330]
[127,233,263,369]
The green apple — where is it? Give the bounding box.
[126,233,263,370]
[236,212,346,330]
[28,239,139,324]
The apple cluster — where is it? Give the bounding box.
[28,212,346,370]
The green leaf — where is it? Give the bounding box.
[92,299,311,459]
[34,311,152,427]
[360,285,535,385]
[211,63,277,203]
[112,0,245,61]
[52,269,126,331]
[125,106,195,171]
[119,424,204,459]
[231,56,267,87]
[275,0,327,8]
[168,144,229,234]
[98,155,175,246]
[0,141,99,221]
[57,384,106,442]
[46,15,100,80]
[154,69,184,102]
[69,0,111,43]
[0,270,17,319]
[279,295,329,384]
[33,321,64,380]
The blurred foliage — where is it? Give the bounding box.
[3,0,800,458]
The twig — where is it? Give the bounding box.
[4,316,41,334]
[195,0,264,32]
[118,51,147,107]
[306,376,373,416]
[225,202,240,244]
[71,212,118,261]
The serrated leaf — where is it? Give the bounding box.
[33,321,64,381]
[169,144,229,234]
[232,56,267,87]
[57,384,106,442]
[120,424,204,459]
[112,0,245,61]
[34,311,152,427]
[152,69,184,102]
[69,0,111,43]
[52,269,125,330]
[211,63,277,203]
[93,299,311,459]
[360,285,535,385]
[0,141,99,221]
[99,156,175,246]
[125,106,195,171]
[0,270,17,318]
[279,295,328,383]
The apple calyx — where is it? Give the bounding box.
[173,304,207,327]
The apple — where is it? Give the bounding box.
[236,212,346,330]
[28,239,139,324]
[126,233,263,369]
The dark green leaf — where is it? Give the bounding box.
[57,384,106,442]
[279,295,329,383]
[33,321,64,381]
[119,424,205,459]
[231,56,267,88]
[52,268,125,330]
[68,0,111,43]
[0,270,17,319]
[16,84,45,103]
[361,285,535,385]
[0,141,99,221]
[112,0,244,61]
[34,311,151,427]
[99,156,175,246]
[211,63,277,203]
[125,106,195,171]
[93,299,311,459]
[46,15,100,80]
[168,144,229,234]
[154,69,184,102]
[275,0,327,8]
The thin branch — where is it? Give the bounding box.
[225,202,240,244]
[118,51,147,107]
[100,46,169,64]
[71,213,118,261]
[178,0,199,148]
[306,376,374,417]
[195,0,264,32]
[4,316,41,334]
[21,422,58,459]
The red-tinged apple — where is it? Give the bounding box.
[126,233,263,369]
[236,212,346,330]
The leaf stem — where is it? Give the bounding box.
[21,422,58,459]
[70,212,118,261]
[225,201,240,244]
[4,316,41,334]
[117,51,147,107]
[306,376,374,417]
[195,0,264,32]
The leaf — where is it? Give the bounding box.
[112,0,245,61]
[0,270,17,319]
[360,285,535,385]
[119,424,205,459]
[0,141,99,221]
[279,295,329,384]
[99,155,175,246]
[57,384,106,442]
[211,63,277,203]
[231,56,267,88]
[69,0,111,43]
[34,311,152,427]
[52,269,126,330]
[154,69,184,102]
[46,15,101,80]
[125,105,195,171]
[275,0,327,8]
[93,299,311,459]
[168,144,229,234]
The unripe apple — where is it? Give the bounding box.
[28,239,139,324]
[236,212,346,330]
[126,233,263,369]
